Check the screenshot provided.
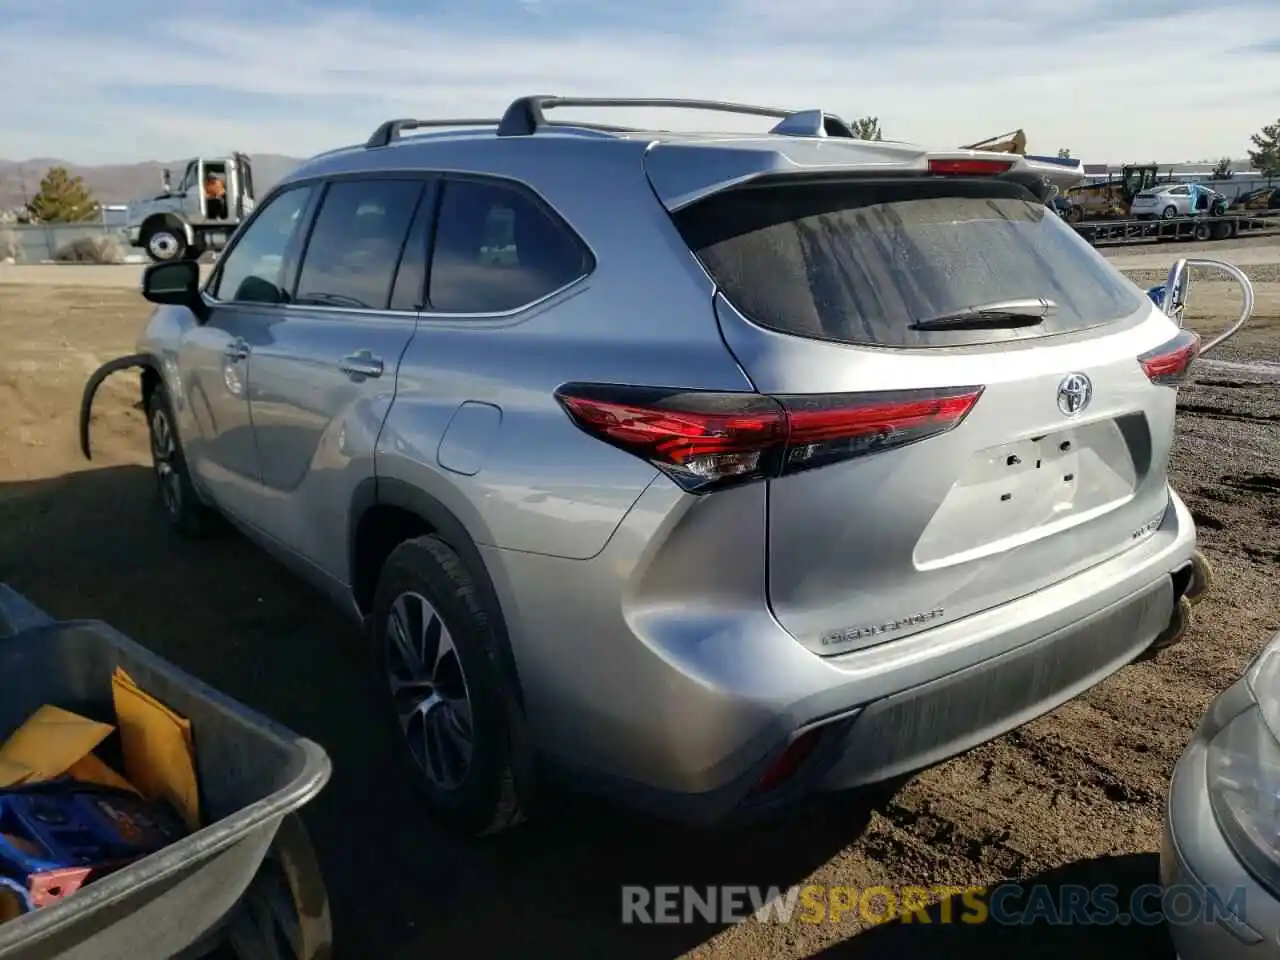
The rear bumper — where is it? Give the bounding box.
[491,486,1198,824]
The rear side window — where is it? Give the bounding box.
[675,179,1145,348]
[428,178,592,314]
[295,179,424,310]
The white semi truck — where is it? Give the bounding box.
[125,153,256,262]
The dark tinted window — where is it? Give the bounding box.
[429,179,591,313]
[295,179,424,310]
[676,179,1145,348]
[213,185,314,303]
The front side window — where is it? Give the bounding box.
[428,178,592,314]
[213,185,315,303]
[294,179,425,310]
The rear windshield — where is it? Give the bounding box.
[675,178,1145,348]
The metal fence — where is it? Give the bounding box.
[0,222,136,263]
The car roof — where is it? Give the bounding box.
[278,96,1084,211]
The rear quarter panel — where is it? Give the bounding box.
[374,136,758,560]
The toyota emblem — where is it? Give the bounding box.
[1057,373,1093,417]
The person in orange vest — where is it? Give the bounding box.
[204,174,227,219]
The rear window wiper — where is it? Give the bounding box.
[909,298,1057,331]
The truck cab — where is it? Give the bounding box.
[126,153,257,262]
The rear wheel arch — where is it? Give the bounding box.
[349,478,524,710]
[141,364,161,405]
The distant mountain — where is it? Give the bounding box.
[0,154,304,213]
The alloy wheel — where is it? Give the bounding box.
[385,591,474,790]
[150,406,182,518]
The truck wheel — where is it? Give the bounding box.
[1193,223,1211,241]
[146,384,216,537]
[182,244,205,262]
[372,535,530,837]
[144,226,186,263]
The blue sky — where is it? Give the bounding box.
[2,0,1279,165]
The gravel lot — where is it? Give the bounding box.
[0,240,1277,958]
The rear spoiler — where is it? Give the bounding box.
[644,140,1087,210]
[1021,154,1086,193]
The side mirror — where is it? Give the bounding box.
[1154,258,1255,357]
[161,168,172,193]
[141,261,207,321]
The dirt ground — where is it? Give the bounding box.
[0,260,1277,959]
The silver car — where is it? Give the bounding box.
[1162,624,1280,959]
[1131,184,1195,219]
[81,96,1212,837]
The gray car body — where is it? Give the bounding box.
[132,116,1200,821]
[1162,627,1280,959]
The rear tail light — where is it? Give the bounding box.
[1139,329,1200,386]
[928,158,1016,176]
[555,383,983,493]
[751,728,824,795]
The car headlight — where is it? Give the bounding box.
[1207,639,1280,895]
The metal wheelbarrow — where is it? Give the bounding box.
[0,585,333,960]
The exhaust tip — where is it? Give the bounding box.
[1143,595,1194,660]
[1185,550,1213,607]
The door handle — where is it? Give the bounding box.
[338,350,384,379]
[223,339,249,361]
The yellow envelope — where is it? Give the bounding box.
[0,705,114,786]
[0,758,32,789]
[66,752,141,795]
[111,668,201,830]
[0,889,20,924]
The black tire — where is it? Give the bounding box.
[143,222,187,262]
[224,814,332,960]
[1193,223,1211,242]
[372,535,528,837]
[145,384,216,538]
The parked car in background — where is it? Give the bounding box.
[1132,184,1228,220]
[1163,623,1280,959]
[1131,184,1193,219]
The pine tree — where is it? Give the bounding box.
[850,116,883,141]
[1248,120,1280,176]
[1212,157,1233,178]
[26,167,99,223]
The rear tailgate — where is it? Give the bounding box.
[670,174,1190,655]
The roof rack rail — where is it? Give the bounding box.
[365,118,501,149]
[496,96,855,138]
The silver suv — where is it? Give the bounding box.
[81,97,1211,836]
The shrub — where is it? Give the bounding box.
[0,228,19,262]
[52,234,123,264]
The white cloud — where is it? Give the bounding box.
[1,0,1278,163]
